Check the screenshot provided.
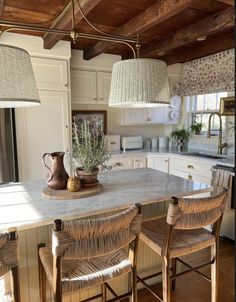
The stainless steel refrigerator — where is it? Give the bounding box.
[0,108,18,184]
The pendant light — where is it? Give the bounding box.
[108,58,170,108]
[0,44,40,108]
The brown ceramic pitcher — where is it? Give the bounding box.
[42,151,69,190]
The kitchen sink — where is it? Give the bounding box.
[182,152,225,160]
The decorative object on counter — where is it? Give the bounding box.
[67,176,81,192]
[42,152,69,190]
[0,44,40,108]
[151,137,158,149]
[72,120,111,188]
[220,97,235,116]
[42,183,103,200]
[158,136,169,149]
[189,121,203,135]
[169,128,191,151]
[72,110,107,134]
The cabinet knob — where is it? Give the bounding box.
[114,162,122,166]
[165,160,168,162]
[100,98,103,100]
[188,175,193,180]
[147,118,151,122]
[187,165,194,169]
[94,97,97,100]
[65,84,68,88]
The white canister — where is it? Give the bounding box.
[151,137,158,149]
[159,136,169,149]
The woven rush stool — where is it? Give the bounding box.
[38,204,142,302]
[138,189,227,302]
[0,228,21,302]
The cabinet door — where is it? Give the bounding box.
[15,90,70,181]
[147,156,169,173]
[31,57,68,90]
[71,69,97,103]
[97,71,111,104]
[133,156,147,168]
[147,108,165,123]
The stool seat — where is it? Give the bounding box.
[39,247,132,293]
[141,217,215,258]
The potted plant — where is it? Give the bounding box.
[72,120,111,187]
[169,128,191,151]
[189,122,203,135]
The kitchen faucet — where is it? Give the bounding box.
[207,112,227,155]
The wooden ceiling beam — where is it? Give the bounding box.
[163,31,234,65]
[0,0,4,17]
[83,0,201,60]
[43,0,103,49]
[141,7,234,58]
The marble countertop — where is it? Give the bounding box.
[0,168,211,231]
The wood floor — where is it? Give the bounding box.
[137,237,234,302]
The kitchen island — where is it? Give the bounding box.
[0,168,211,302]
[0,168,210,231]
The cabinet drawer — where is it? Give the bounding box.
[107,157,133,171]
[170,157,212,178]
[170,169,211,185]
[133,156,147,168]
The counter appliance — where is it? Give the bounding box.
[121,136,143,151]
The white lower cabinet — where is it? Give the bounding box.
[15,90,70,181]
[169,156,213,185]
[147,155,169,173]
[133,155,147,168]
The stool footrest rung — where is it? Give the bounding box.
[137,276,163,302]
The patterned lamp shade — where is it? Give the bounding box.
[0,44,40,108]
[109,58,170,108]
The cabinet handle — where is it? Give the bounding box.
[114,162,122,166]
[65,84,68,88]
[110,142,116,145]
[135,159,140,162]
[100,98,103,100]
[165,160,168,162]
[147,118,151,122]
[187,165,194,169]
[188,175,193,180]
[94,97,97,100]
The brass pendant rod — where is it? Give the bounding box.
[0,20,137,44]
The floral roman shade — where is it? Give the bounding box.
[174,49,235,96]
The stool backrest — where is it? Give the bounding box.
[52,204,142,259]
[166,189,227,230]
[0,229,19,276]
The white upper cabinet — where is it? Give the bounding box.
[31,57,68,90]
[71,69,111,104]
[120,107,165,125]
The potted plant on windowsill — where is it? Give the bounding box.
[72,120,111,188]
[169,128,191,151]
[189,122,203,135]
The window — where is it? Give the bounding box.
[192,92,227,133]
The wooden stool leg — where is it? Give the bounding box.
[171,258,177,290]
[211,242,218,302]
[11,265,21,302]
[162,257,171,302]
[38,244,46,302]
[131,267,138,302]
[102,283,107,302]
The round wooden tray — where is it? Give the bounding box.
[42,183,103,200]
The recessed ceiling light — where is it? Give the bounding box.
[197,36,207,41]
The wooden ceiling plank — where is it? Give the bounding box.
[142,7,234,58]
[164,31,234,65]
[83,0,201,60]
[43,0,103,49]
[217,0,235,5]
[0,0,4,17]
